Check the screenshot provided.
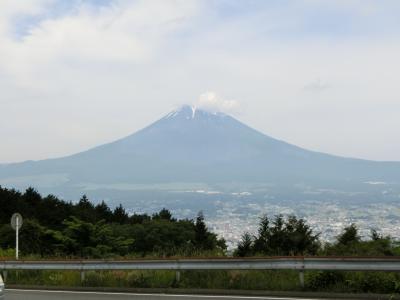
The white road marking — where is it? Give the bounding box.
[6,289,321,300]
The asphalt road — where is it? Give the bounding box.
[5,289,323,300]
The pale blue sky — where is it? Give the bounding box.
[1,0,400,162]
[10,1,400,42]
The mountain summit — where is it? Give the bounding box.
[163,105,229,120]
[1,105,400,195]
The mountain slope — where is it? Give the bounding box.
[1,105,400,190]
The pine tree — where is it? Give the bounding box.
[195,211,208,249]
[235,232,254,257]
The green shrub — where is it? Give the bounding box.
[0,248,15,258]
[306,271,345,291]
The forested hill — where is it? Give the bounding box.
[0,186,226,258]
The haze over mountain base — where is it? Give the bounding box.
[1,105,399,248]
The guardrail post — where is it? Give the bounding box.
[299,257,305,288]
[80,270,85,284]
[176,270,181,283]
[2,271,7,283]
[299,270,304,288]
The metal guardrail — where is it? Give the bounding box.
[1,257,400,286]
[2,257,400,271]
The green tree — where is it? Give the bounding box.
[23,187,42,210]
[113,204,129,224]
[95,201,113,222]
[253,215,270,253]
[75,195,95,222]
[152,208,174,221]
[325,226,395,256]
[194,211,221,251]
[19,219,61,257]
[337,224,360,246]
[236,215,320,256]
[283,215,320,255]
[235,232,254,257]
[194,211,208,248]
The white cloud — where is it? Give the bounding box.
[0,0,53,37]
[195,92,241,115]
[0,0,199,90]
[1,1,400,162]
[303,78,330,92]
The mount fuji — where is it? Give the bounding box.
[1,105,400,204]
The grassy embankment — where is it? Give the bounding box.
[2,250,400,295]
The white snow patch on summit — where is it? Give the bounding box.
[191,106,196,118]
[164,99,233,121]
[164,110,179,119]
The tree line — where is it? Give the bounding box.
[0,186,226,258]
[1,186,398,259]
[234,214,399,257]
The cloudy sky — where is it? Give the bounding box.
[1,0,400,163]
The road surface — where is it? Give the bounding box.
[5,289,324,300]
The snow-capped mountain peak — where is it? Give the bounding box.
[164,105,227,120]
[1,104,400,196]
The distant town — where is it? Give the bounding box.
[123,195,400,250]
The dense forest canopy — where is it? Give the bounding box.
[0,186,226,258]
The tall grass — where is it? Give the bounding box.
[2,248,400,294]
[5,269,400,294]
